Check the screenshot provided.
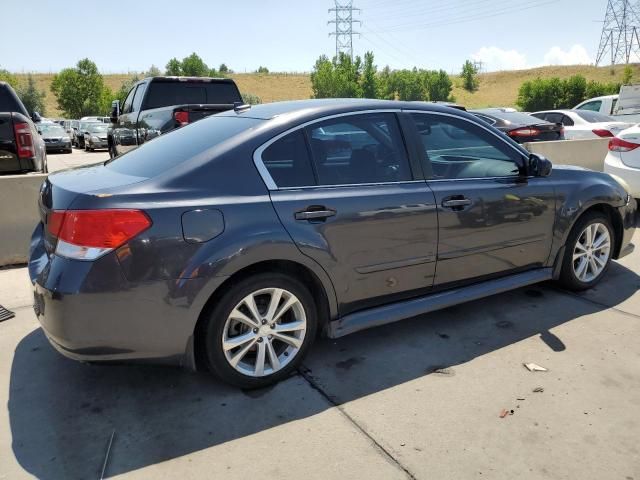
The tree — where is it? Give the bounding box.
[219,63,230,74]
[361,52,377,98]
[0,68,18,88]
[165,58,182,76]
[115,75,140,106]
[256,66,269,74]
[180,53,209,76]
[51,58,108,117]
[516,75,620,111]
[145,65,162,77]
[461,60,478,92]
[16,74,46,115]
[241,92,261,104]
[425,69,453,101]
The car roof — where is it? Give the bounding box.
[218,98,469,122]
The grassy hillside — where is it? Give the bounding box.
[14,64,640,117]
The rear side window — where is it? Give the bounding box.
[262,130,315,188]
[106,116,261,177]
[577,100,602,112]
[144,82,240,110]
[131,84,146,112]
[306,113,411,185]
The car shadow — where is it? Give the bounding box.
[8,261,640,479]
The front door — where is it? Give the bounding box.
[261,112,439,315]
[407,112,556,286]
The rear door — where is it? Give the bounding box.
[261,111,439,315]
[407,111,556,287]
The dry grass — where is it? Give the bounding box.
[14,64,640,117]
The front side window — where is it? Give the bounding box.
[261,130,315,188]
[411,113,523,180]
[306,113,411,185]
[122,86,136,114]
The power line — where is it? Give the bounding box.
[329,1,361,59]
[595,0,640,65]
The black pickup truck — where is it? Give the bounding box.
[108,76,243,158]
[0,82,47,174]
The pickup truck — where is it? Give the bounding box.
[0,82,47,174]
[108,76,242,158]
[574,86,640,123]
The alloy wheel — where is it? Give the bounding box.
[222,288,307,377]
[572,222,611,283]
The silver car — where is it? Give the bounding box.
[83,123,109,151]
[37,123,72,153]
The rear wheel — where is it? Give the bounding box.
[558,212,614,290]
[202,273,317,389]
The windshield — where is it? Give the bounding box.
[88,124,108,133]
[575,111,615,123]
[38,124,65,134]
[105,115,262,178]
[80,121,100,130]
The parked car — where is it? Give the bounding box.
[108,76,242,158]
[29,99,636,388]
[574,94,618,115]
[0,81,47,174]
[74,120,101,149]
[604,124,640,199]
[471,108,564,143]
[83,123,109,151]
[531,109,634,139]
[37,123,72,153]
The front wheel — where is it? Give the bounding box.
[558,212,614,291]
[202,274,317,389]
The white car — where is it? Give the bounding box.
[604,124,640,198]
[531,110,634,140]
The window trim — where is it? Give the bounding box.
[254,109,416,190]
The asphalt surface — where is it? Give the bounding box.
[1,151,639,479]
[47,147,109,173]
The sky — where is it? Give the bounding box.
[0,0,613,74]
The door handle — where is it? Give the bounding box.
[442,197,472,209]
[295,207,336,221]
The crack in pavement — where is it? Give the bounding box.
[297,366,417,480]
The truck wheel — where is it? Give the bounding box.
[558,212,614,291]
[202,273,317,389]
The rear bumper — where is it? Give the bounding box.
[604,153,640,197]
[29,224,227,367]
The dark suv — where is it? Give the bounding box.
[29,100,636,388]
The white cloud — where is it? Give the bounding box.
[543,45,592,65]
[471,46,528,71]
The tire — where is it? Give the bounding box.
[202,273,317,389]
[558,211,614,291]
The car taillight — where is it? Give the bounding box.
[592,129,614,138]
[174,111,189,126]
[608,137,640,152]
[47,209,152,260]
[508,128,541,137]
[13,121,34,159]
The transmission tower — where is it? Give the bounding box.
[328,1,361,59]
[596,0,640,66]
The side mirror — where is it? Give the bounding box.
[528,153,552,177]
[110,100,120,122]
[32,111,42,123]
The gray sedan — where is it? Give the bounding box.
[83,123,109,151]
[37,123,72,153]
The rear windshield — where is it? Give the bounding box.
[481,111,547,125]
[143,81,241,110]
[105,115,261,178]
[0,85,27,114]
[575,111,614,123]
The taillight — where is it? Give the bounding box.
[508,128,541,137]
[174,111,189,126]
[593,129,614,138]
[608,137,640,152]
[47,209,152,260]
[14,121,34,159]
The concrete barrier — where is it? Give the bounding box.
[523,138,610,172]
[0,174,46,267]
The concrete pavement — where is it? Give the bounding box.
[1,237,639,479]
[47,147,109,173]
